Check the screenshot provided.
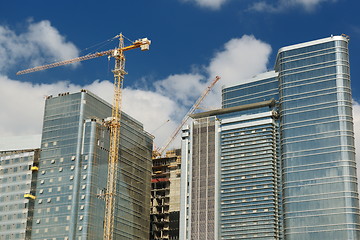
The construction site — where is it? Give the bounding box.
[0,32,219,240]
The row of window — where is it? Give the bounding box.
[0,212,27,221]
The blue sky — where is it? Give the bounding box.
[0,0,360,149]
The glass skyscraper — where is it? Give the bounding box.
[31,90,153,239]
[220,71,281,240]
[276,35,359,239]
[180,35,360,240]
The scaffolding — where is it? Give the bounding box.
[150,150,181,240]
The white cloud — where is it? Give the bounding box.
[204,35,272,108]
[0,75,80,136]
[208,35,271,87]
[0,20,79,72]
[251,0,336,12]
[181,0,228,10]
[154,73,206,106]
[26,20,79,65]
[0,76,180,148]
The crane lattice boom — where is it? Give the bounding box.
[158,75,220,156]
[16,36,150,75]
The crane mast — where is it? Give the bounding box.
[16,33,151,240]
[104,33,126,240]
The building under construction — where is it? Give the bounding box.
[150,149,181,240]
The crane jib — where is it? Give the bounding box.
[16,39,150,75]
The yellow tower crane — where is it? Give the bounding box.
[17,33,151,240]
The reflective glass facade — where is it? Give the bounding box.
[31,90,152,239]
[219,71,282,239]
[0,149,40,240]
[219,106,281,240]
[276,36,360,239]
[222,71,278,108]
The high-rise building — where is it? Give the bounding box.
[220,71,282,240]
[31,90,153,239]
[180,117,218,240]
[180,35,360,240]
[150,149,182,240]
[275,35,359,239]
[180,98,281,240]
[0,148,40,240]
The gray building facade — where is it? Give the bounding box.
[0,148,40,240]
